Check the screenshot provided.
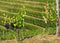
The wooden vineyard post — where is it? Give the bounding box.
[56,0,60,36]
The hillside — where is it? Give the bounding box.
[0,0,60,41]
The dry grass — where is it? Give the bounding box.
[0,39,17,43]
[22,35,60,43]
[0,35,60,43]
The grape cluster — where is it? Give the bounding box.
[4,22,22,29]
[4,23,10,29]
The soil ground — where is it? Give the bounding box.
[0,35,60,43]
[23,35,60,43]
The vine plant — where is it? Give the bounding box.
[43,2,56,24]
[42,2,56,34]
[1,6,26,41]
[2,6,26,29]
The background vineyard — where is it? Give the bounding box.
[0,0,60,40]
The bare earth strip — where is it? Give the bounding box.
[0,35,60,43]
[0,39,17,43]
[23,35,60,43]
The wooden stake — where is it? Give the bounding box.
[56,0,59,36]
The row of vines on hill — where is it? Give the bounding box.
[0,1,59,40]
